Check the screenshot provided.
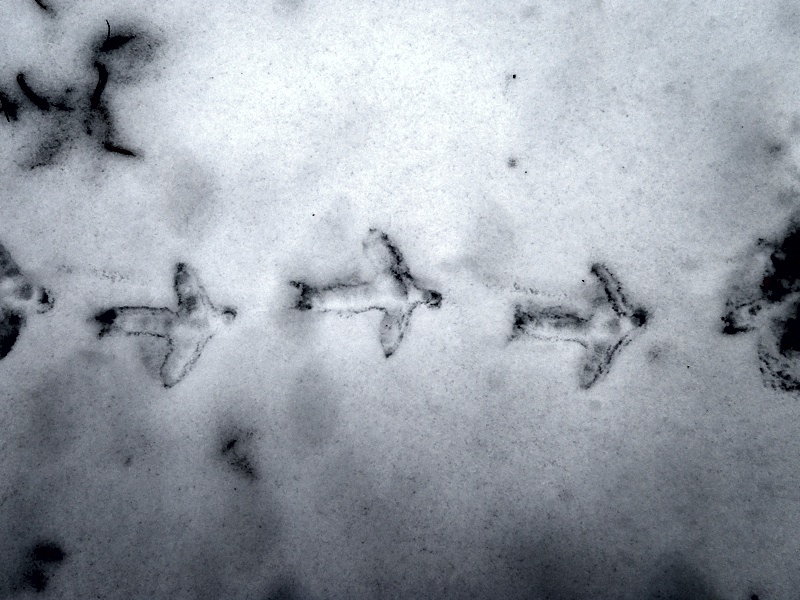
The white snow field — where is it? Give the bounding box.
[1,0,800,598]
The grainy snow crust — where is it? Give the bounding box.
[0,1,799,598]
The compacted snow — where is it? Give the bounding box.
[1,1,800,598]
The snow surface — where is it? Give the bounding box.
[1,0,800,598]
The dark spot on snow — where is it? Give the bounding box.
[631,307,649,327]
[778,310,800,355]
[20,541,66,593]
[89,62,108,111]
[721,311,751,335]
[427,289,442,308]
[0,89,20,122]
[290,281,314,311]
[0,311,24,358]
[94,308,118,337]
[760,223,800,303]
[98,22,137,54]
[0,243,54,358]
[264,577,306,600]
[220,430,258,481]
[30,542,65,564]
[721,218,800,391]
[645,559,722,600]
[16,73,50,111]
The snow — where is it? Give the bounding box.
[0,0,799,598]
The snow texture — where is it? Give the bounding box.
[1,1,800,598]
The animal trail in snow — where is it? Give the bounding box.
[94,262,236,388]
[291,229,442,357]
[511,263,648,389]
[722,217,800,392]
[0,242,54,359]
[0,21,158,167]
